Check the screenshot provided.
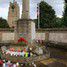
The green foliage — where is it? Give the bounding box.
[63,3,67,27]
[34,19,38,28]
[34,1,64,28]
[39,1,56,28]
[0,52,2,59]
[0,17,9,28]
[17,42,27,46]
[34,18,63,28]
[65,0,67,3]
[54,17,62,28]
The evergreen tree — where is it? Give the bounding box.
[65,0,67,3]
[63,1,67,27]
[54,17,62,28]
[0,17,9,28]
[39,1,56,28]
[34,19,38,28]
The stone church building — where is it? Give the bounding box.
[8,1,19,28]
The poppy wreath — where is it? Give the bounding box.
[16,37,28,46]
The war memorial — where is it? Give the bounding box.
[0,0,67,67]
[0,0,50,66]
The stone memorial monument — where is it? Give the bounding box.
[17,0,35,43]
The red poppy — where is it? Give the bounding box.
[18,37,28,44]
[9,48,15,51]
[0,60,3,65]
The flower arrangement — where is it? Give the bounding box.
[16,37,28,46]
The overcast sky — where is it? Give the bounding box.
[0,0,65,19]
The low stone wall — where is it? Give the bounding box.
[49,32,67,43]
[0,28,67,44]
[36,28,67,44]
[2,32,15,43]
[0,28,15,43]
[35,33,45,40]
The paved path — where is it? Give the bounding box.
[40,58,67,67]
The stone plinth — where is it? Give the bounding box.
[17,19,35,43]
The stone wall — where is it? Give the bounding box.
[2,32,15,43]
[35,33,45,40]
[1,28,67,44]
[31,21,36,40]
[49,32,67,43]
[0,29,15,43]
[36,28,67,44]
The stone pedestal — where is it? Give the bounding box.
[17,19,35,43]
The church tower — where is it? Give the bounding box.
[8,1,19,28]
